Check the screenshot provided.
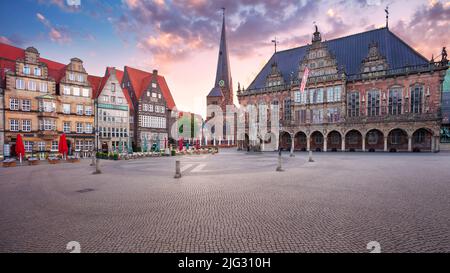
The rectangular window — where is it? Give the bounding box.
[63,122,71,133]
[347,92,360,117]
[40,82,48,93]
[73,87,80,96]
[117,97,123,104]
[85,106,92,116]
[63,86,70,95]
[23,66,30,75]
[24,141,33,153]
[69,73,75,81]
[102,95,109,102]
[411,85,423,114]
[16,79,25,89]
[10,119,19,131]
[149,104,154,112]
[85,141,93,151]
[77,74,84,82]
[51,141,58,151]
[367,90,380,116]
[111,83,116,92]
[85,123,92,133]
[76,105,83,115]
[22,100,31,111]
[75,140,82,151]
[311,109,323,124]
[327,108,340,123]
[152,92,157,98]
[39,101,55,112]
[82,88,89,97]
[34,67,41,76]
[76,122,83,133]
[22,120,31,132]
[37,142,46,151]
[389,88,402,115]
[40,119,55,131]
[283,99,291,120]
[28,81,37,91]
[111,96,116,103]
[295,109,307,124]
[63,103,71,114]
[10,98,19,110]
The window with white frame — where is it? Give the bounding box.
[111,83,116,92]
[22,100,31,111]
[39,82,48,93]
[39,101,55,112]
[63,103,71,114]
[69,73,75,81]
[63,122,71,133]
[76,122,83,133]
[40,119,56,131]
[16,79,25,89]
[37,141,46,151]
[73,87,80,96]
[51,141,58,151]
[82,88,89,97]
[34,67,41,76]
[75,140,82,151]
[85,123,92,133]
[28,81,37,91]
[24,141,33,152]
[22,120,31,132]
[77,74,84,82]
[111,96,116,103]
[23,66,30,75]
[85,141,93,151]
[117,97,123,104]
[10,98,19,110]
[63,86,70,95]
[102,95,109,102]
[152,92,157,98]
[10,119,19,131]
[85,106,92,115]
[76,104,83,115]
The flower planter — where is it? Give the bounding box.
[3,160,17,167]
[48,158,60,164]
[67,158,80,163]
[28,159,40,166]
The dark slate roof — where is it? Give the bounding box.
[208,12,232,97]
[248,27,429,90]
[208,86,224,97]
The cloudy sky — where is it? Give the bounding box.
[0,0,448,117]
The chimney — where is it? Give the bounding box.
[153,69,158,75]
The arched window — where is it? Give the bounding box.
[410,84,423,114]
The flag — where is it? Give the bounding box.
[300,66,309,93]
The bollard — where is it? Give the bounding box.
[276,154,284,172]
[308,150,314,162]
[174,160,181,178]
[90,155,96,166]
[92,158,101,174]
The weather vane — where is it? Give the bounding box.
[271,37,279,53]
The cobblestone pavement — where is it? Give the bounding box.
[0,149,449,253]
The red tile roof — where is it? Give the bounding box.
[0,42,67,82]
[124,65,176,110]
[87,75,103,99]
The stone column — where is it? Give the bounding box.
[362,135,366,152]
[384,136,388,152]
[408,136,412,152]
[290,134,295,157]
[435,136,440,152]
[341,137,346,152]
[307,135,311,151]
[323,137,328,152]
[431,136,436,152]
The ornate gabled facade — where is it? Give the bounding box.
[58,57,95,157]
[122,66,176,151]
[89,67,131,153]
[238,26,449,153]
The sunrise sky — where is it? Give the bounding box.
[0,0,448,117]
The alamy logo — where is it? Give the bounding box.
[66,0,81,7]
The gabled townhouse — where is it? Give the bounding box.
[88,67,132,153]
[121,66,176,150]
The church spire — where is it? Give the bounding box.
[213,8,232,96]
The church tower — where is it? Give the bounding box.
[206,8,233,116]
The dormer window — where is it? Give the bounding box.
[23,66,30,75]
